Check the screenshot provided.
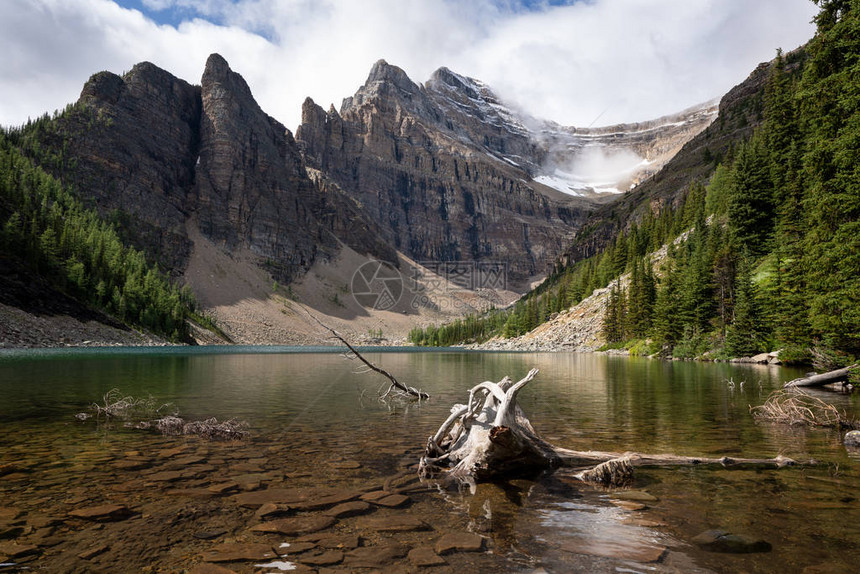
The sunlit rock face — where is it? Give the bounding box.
[297,60,590,285]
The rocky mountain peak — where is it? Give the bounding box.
[341,59,428,116]
[202,53,256,104]
[366,59,415,89]
[426,66,481,100]
[80,71,125,105]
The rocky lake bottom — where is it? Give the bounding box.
[1,349,859,573]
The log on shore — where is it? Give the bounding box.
[783,365,857,388]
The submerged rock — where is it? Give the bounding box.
[844,431,860,448]
[324,501,372,518]
[356,515,430,532]
[372,494,410,508]
[435,532,485,554]
[68,504,133,522]
[250,515,336,536]
[609,490,658,503]
[409,546,447,566]
[345,544,408,568]
[0,541,40,559]
[201,542,278,562]
[299,549,344,566]
[692,530,772,553]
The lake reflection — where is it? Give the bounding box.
[0,349,857,573]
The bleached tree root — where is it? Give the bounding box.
[420,369,805,488]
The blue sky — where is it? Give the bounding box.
[1,0,818,130]
[118,0,580,27]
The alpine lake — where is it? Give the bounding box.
[1,347,859,573]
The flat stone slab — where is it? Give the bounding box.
[190,564,238,574]
[357,515,430,532]
[114,459,152,471]
[359,490,390,502]
[296,533,360,549]
[201,542,278,562]
[609,491,658,503]
[610,500,647,511]
[324,501,372,518]
[0,541,40,559]
[435,532,484,555]
[250,515,336,536]
[208,482,240,495]
[157,447,186,459]
[233,488,360,510]
[0,508,23,522]
[275,541,317,556]
[78,544,109,560]
[409,546,447,566]
[146,470,184,483]
[173,455,207,466]
[561,539,667,563]
[193,529,228,540]
[345,544,408,568]
[373,494,410,508]
[299,550,344,566]
[68,504,133,522]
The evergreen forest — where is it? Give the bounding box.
[0,125,199,342]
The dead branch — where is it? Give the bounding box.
[91,388,175,420]
[305,311,429,400]
[751,389,858,429]
[420,368,807,488]
[79,390,249,440]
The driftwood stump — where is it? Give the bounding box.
[420,368,802,488]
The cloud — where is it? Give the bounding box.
[0,0,818,131]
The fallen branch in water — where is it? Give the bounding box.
[306,311,429,400]
[91,388,175,420]
[782,365,858,389]
[751,389,858,429]
[78,389,249,440]
[420,368,807,489]
[135,416,250,440]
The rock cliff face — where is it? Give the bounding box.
[60,61,202,270]
[194,54,331,280]
[297,60,587,285]
[40,54,393,283]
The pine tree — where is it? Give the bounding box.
[726,255,765,356]
[728,134,775,256]
[651,260,681,347]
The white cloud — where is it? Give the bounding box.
[0,0,818,131]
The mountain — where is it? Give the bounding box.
[297,60,715,285]
[1,54,716,345]
[530,101,718,196]
[297,60,586,286]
